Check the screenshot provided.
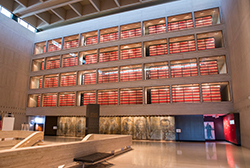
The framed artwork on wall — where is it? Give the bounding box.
[204,122,215,140]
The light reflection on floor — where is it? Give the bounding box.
[44,137,250,168]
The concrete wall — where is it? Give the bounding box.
[0,14,35,129]
[220,0,250,148]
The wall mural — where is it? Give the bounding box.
[100,116,175,141]
[57,117,85,137]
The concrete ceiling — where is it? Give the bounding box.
[0,0,174,31]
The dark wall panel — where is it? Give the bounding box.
[175,115,205,141]
[45,116,57,136]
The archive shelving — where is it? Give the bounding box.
[62,54,78,67]
[149,43,168,56]
[170,59,198,78]
[195,16,212,27]
[202,84,221,102]
[120,65,142,82]
[99,50,118,63]
[120,88,143,105]
[121,47,142,60]
[168,19,193,31]
[148,24,166,35]
[100,32,118,43]
[80,71,96,85]
[63,34,79,49]
[60,74,76,87]
[197,37,215,50]
[59,93,75,106]
[48,38,62,52]
[86,36,98,45]
[200,60,219,75]
[37,95,41,107]
[147,87,170,104]
[34,41,46,55]
[98,90,118,105]
[42,94,57,107]
[172,85,200,103]
[194,8,220,27]
[169,39,196,54]
[80,92,96,106]
[145,62,169,80]
[44,75,58,88]
[98,67,118,83]
[121,28,141,39]
[46,56,60,70]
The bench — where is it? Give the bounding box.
[74,152,114,167]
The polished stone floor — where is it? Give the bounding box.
[44,137,250,168]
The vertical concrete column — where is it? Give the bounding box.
[199,83,203,103]
[194,34,198,51]
[142,86,145,105]
[56,92,59,107]
[78,33,81,47]
[192,11,196,28]
[142,63,145,81]
[97,48,99,63]
[165,16,168,32]
[118,25,121,40]
[77,51,80,66]
[96,69,99,85]
[197,57,201,76]
[42,75,45,88]
[61,37,64,51]
[118,88,120,105]
[167,37,170,55]
[74,91,77,107]
[76,71,79,86]
[58,73,61,88]
[118,66,120,82]
[39,93,42,107]
[118,44,120,60]
[59,54,63,68]
[45,40,48,53]
[168,60,171,79]
[170,85,173,104]
[97,29,100,44]
[95,90,98,104]
[141,42,144,58]
[141,21,144,36]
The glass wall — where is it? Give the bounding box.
[42,93,57,107]
[145,62,169,80]
[78,70,96,85]
[100,27,118,43]
[169,35,195,54]
[121,22,141,39]
[59,92,75,106]
[99,46,118,63]
[79,50,97,65]
[145,86,170,104]
[120,64,142,82]
[77,91,96,106]
[144,18,166,35]
[199,56,227,75]
[34,41,46,54]
[48,38,62,52]
[172,84,200,103]
[30,76,42,89]
[170,59,198,78]
[60,72,76,87]
[63,34,79,49]
[98,89,118,105]
[120,43,142,60]
[98,67,118,83]
[44,74,59,88]
[202,82,230,102]
[197,31,223,50]
[195,8,220,27]
[62,53,78,67]
[168,13,193,31]
[120,88,143,105]
[46,56,60,70]
[81,31,98,46]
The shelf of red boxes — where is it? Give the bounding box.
[171,63,198,78]
[149,44,168,56]
[86,36,98,45]
[195,15,213,27]
[48,44,61,52]
[62,57,78,67]
[44,76,58,88]
[83,73,96,85]
[59,94,75,106]
[150,88,170,104]
[200,60,219,75]
[120,68,142,82]
[63,39,79,49]
[146,65,169,80]
[37,95,41,107]
[60,75,76,87]
[81,92,96,106]
[172,86,200,103]
[120,90,143,105]
[85,54,97,64]
[148,24,166,34]
[39,78,42,88]
[169,40,196,54]
[41,61,44,70]
[99,51,118,63]
[43,95,57,107]
[121,47,142,60]
[197,37,215,50]
[100,32,118,43]
[168,19,193,31]
[121,28,141,39]
[98,91,118,105]
[202,85,221,102]
[98,71,118,83]
[46,59,60,70]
